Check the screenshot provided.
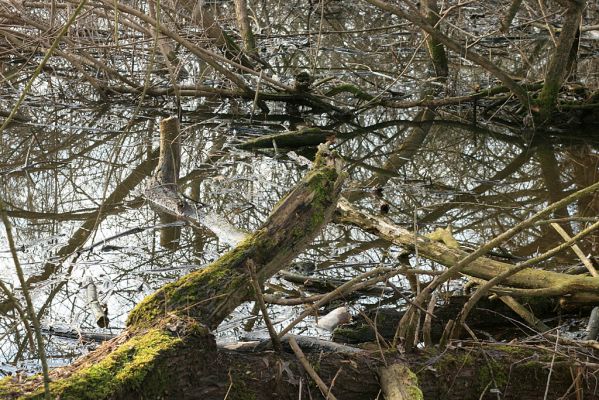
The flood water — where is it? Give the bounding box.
[1,0,599,375]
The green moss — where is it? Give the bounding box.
[426,39,448,77]
[129,148,340,331]
[519,360,544,370]
[0,376,15,398]
[324,84,373,101]
[423,349,475,383]
[226,368,258,400]
[303,166,339,232]
[402,367,424,400]
[127,234,261,329]
[406,385,424,400]
[488,344,539,359]
[25,329,180,399]
[478,358,508,394]
[334,324,374,342]
[536,81,561,121]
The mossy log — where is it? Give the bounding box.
[5,331,596,399]
[333,295,559,344]
[380,364,423,400]
[5,144,599,399]
[0,143,344,399]
[238,127,338,150]
[335,198,599,304]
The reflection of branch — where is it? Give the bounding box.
[0,200,51,396]
[364,0,530,107]
[145,117,246,246]
[79,222,183,253]
[148,117,182,250]
[41,325,116,343]
[0,148,159,315]
[419,148,532,223]
[500,0,523,33]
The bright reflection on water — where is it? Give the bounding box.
[0,0,598,377]
[2,102,597,373]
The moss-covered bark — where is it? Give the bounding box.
[0,316,214,399]
[237,127,338,150]
[416,344,594,399]
[0,143,345,399]
[421,0,448,79]
[2,318,599,399]
[335,198,599,303]
[129,143,344,330]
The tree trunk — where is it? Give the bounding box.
[0,142,345,399]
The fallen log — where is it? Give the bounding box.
[3,143,599,399]
[333,295,559,344]
[237,126,337,150]
[0,142,345,399]
[335,198,599,304]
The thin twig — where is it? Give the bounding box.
[0,200,51,398]
[277,267,401,338]
[543,330,559,399]
[289,336,338,400]
[247,261,282,352]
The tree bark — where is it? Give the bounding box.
[5,334,596,399]
[335,198,599,303]
[0,142,345,399]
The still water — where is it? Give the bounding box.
[0,0,598,375]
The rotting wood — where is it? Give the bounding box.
[132,141,345,330]
[4,337,592,399]
[379,363,423,400]
[3,146,599,398]
[333,295,556,344]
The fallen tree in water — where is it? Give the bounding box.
[2,142,347,398]
[2,140,599,399]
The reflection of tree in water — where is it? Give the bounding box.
[0,0,599,398]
